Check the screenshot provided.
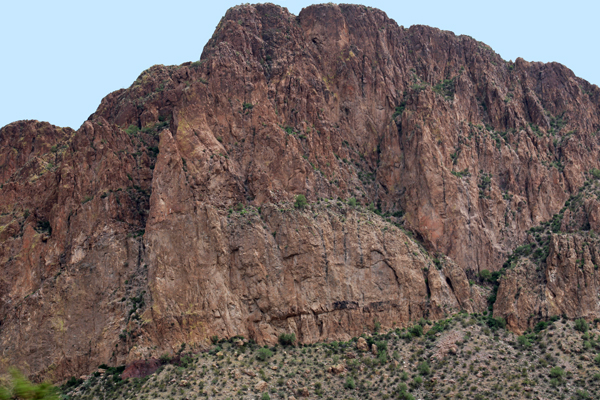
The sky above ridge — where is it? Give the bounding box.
[1,0,597,129]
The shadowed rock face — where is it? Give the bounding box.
[0,3,599,380]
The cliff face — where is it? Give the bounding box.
[494,176,600,333]
[0,3,600,380]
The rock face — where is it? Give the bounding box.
[494,178,600,333]
[0,3,599,381]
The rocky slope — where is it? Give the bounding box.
[0,2,600,381]
[494,171,600,333]
[62,317,600,400]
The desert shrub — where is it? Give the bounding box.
[411,376,423,388]
[63,377,83,390]
[549,366,565,380]
[374,319,381,333]
[534,321,551,332]
[517,335,531,348]
[409,325,423,337]
[396,383,415,400]
[417,361,430,375]
[575,318,589,333]
[428,319,450,335]
[392,102,406,119]
[375,341,388,364]
[257,347,273,362]
[486,316,506,330]
[479,269,492,282]
[180,354,194,368]
[125,125,140,136]
[279,333,296,346]
[575,389,592,399]
[294,194,308,209]
[344,376,356,389]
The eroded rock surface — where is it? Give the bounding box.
[0,3,599,380]
[494,179,600,332]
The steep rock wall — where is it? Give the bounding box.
[0,3,599,380]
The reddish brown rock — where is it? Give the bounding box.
[495,233,600,333]
[121,359,161,379]
[0,3,599,382]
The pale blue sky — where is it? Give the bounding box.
[1,0,598,129]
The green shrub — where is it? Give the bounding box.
[396,383,415,400]
[0,368,58,400]
[517,335,531,348]
[549,366,565,380]
[486,316,506,330]
[392,102,406,119]
[368,202,376,213]
[63,376,83,390]
[257,347,273,361]
[534,321,550,333]
[409,324,423,337]
[575,318,589,333]
[294,194,308,209]
[261,393,270,400]
[575,389,592,399]
[591,168,600,179]
[278,333,296,346]
[180,354,194,368]
[344,376,355,389]
[417,361,430,375]
[347,197,357,207]
[479,269,492,282]
[411,375,423,388]
[125,125,140,136]
[374,320,381,333]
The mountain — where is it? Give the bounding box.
[0,3,599,382]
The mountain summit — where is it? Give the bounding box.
[0,3,599,381]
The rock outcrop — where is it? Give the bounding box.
[494,176,600,332]
[0,3,599,381]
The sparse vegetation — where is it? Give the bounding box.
[278,333,296,346]
[294,194,308,209]
[62,315,600,400]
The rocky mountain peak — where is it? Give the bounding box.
[0,3,599,382]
